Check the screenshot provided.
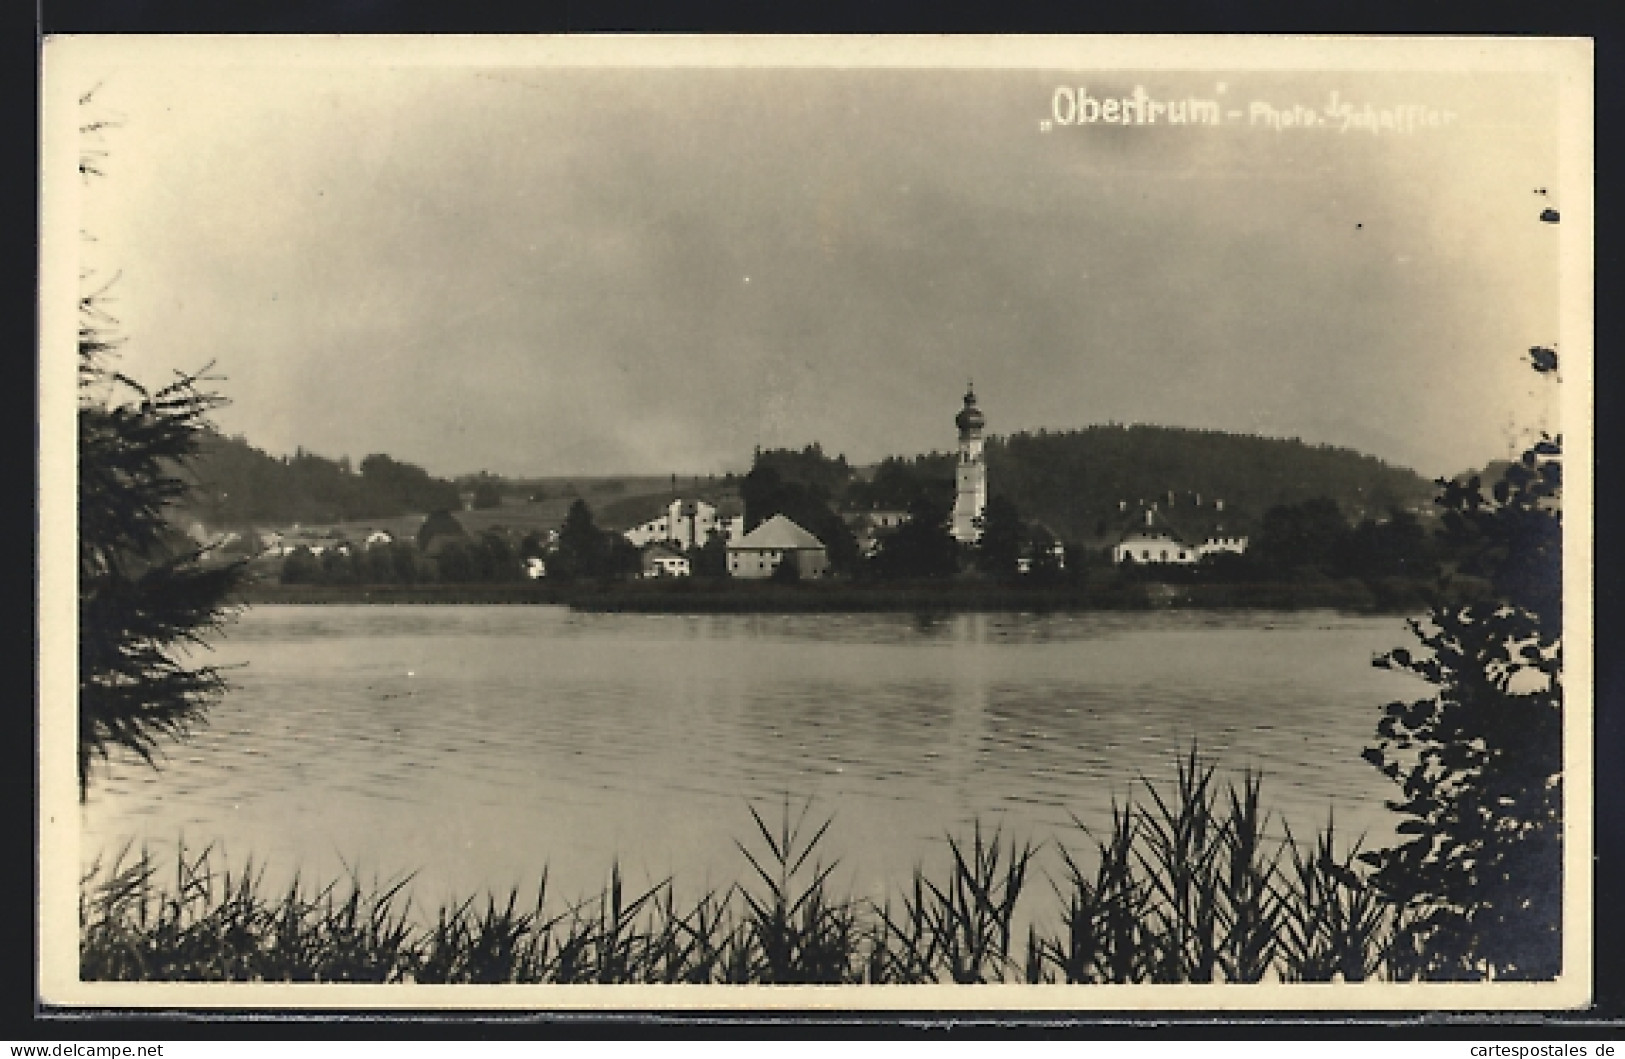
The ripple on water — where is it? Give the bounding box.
[82,605,1417,900]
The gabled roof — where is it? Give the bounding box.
[1115,503,1246,547]
[729,514,825,551]
[1118,528,1187,547]
[1118,507,1186,545]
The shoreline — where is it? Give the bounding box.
[233,575,1453,613]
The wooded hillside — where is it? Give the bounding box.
[985,426,1436,541]
[177,424,1437,548]
[176,432,461,527]
[839,426,1435,543]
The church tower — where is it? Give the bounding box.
[952,383,987,543]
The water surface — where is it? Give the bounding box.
[81,605,1425,908]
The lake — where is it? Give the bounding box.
[80,605,1427,912]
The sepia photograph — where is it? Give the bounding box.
[37,35,1592,1011]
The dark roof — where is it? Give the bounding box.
[1115,504,1246,546]
[955,387,985,433]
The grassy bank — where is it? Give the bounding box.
[82,755,1463,984]
[237,576,1455,614]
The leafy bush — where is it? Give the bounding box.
[1361,433,1563,980]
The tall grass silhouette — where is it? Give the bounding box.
[81,756,1428,984]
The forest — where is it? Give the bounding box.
[843,425,1437,543]
[177,432,462,527]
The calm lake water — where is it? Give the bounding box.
[81,605,1426,910]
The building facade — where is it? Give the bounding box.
[1197,534,1249,557]
[621,498,745,550]
[1112,505,1249,564]
[640,543,692,578]
[726,514,829,579]
[842,508,911,557]
[952,385,987,543]
[1114,528,1199,565]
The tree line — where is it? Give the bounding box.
[274,498,666,587]
[1112,498,1438,583]
[278,533,533,586]
[830,426,1436,544]
[984,425,1436,543]
[736,445,1441,586]
[184,433,462,527]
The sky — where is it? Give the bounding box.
[66,44,1572,479]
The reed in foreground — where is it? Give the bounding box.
[79,759,1480,984]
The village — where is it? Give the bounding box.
[193,387,1257,588]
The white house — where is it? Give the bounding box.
[1114,528,1200,565]
[1111,495,1250,565]
[622,498,745,550]
[267,527,345,557]
[1197,534,1249,557]
[842,508,911,557]
[1113,510,1199,565]
[727,514,829,579]
[641,543,692,579]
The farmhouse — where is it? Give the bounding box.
[1114,511,1199,565]
[727,514,829,580]
[1111,500,1250,565]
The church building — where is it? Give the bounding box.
[952,384,988,543]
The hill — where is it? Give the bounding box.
[175,425,1438,553]
[836,426,1437,544]
[172,433,728,538]
[173,432,462,528]
[981,426,1437,542]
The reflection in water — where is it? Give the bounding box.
[81,605,1423,909]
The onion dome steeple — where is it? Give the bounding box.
[955,381,985,435]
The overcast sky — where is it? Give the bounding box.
[71,49,1567,479]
